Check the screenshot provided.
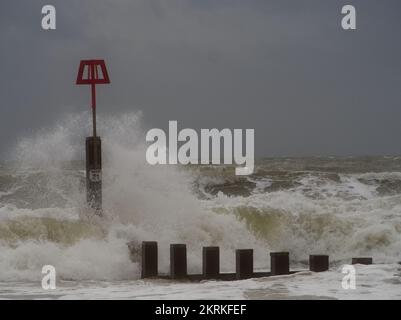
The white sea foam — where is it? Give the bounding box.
[1,112,401,299]
[1,264,400,299]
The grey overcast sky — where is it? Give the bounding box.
[0,0,401,158]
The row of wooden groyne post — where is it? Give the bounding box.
[133,241,373,281]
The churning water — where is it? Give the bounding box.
[1,113,401,299]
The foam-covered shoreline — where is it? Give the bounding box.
[1,264,400,300]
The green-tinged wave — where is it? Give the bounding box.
[0,217,105,246]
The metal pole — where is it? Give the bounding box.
[92,84,97,137]
[91,82,98,169]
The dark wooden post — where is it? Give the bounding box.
[236,249,253,280]
[170,244,187,279]
[141,241,158,278]
[85,136,102,211]
[352,257,373,265]
[309,255,329,272]
[202,247,220,279]
[270,252,290,275]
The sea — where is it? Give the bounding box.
[1,113,401,299]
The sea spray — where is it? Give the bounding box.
[0,112,265,281]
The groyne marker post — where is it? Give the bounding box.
[76,60,110,214]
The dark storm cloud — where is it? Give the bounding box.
[1,0,401,158]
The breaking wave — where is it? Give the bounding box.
[0,112,263,281]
